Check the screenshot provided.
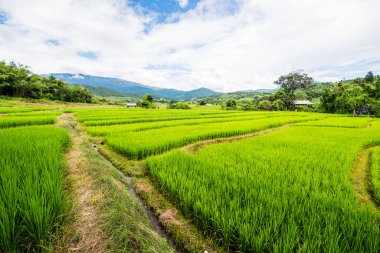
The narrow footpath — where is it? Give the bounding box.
[57,114,175,253]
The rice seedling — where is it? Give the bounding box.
[0,126,69,252]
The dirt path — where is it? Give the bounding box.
[182,125,290,154]
[58,114,108,252]
[351,147,379,212]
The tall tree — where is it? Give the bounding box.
[142,94,153,103]
[274,71,313,110]
[365,71,374,83]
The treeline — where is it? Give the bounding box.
[320,72,380,116]
[219,71,380,116]
[0,61,92,103]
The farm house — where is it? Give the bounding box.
[126,103,137,108]
[294,100,313,107]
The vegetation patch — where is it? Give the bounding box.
[147,122,380,252]
[0,126,70,252]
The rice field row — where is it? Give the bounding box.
[296,116,373,128]
[0,126,70,252]
[80,111,273,126]
[0,115,57,128]
[0,106,58,114]
[104,114,324,159]
[146,120,380,252]
[85,113,292,136]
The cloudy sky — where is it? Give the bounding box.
[0,0,380,92]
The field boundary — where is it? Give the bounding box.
[351,146,379,212]
[182,124,290,153]
[56,114,108,252]
[96,144,220,252]
[57,114,175,252]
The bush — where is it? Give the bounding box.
[168,102,191,109]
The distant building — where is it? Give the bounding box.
[126,103,137,108]
[294,100,313,106]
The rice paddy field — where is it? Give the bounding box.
[2,101,380,252]
[74,107,380,252]
[0,104,69,252]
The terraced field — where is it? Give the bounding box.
[74,107,380,252]
[2,103,380,252]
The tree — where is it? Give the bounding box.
[168,102,191,109]
[272,99,284,111]
[320,89,335,113]
[335,84,365,116]
[274,71,313,110]
[198,100,206,105]
[239,100,255,111]
[142,94,153,103]
[365,71,374,83]
[0,60,93,103]
[65,86,92,103]
[225,99,237,110]
[138,94,156,108]
[258,100,272,111]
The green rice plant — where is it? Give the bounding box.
[0,116,56,128]
[85,113,290,136]
[370,147,380,204]
[0,107,56,114]
[146,120,380,252]
[296,116,373,128]
[106,115,324,159]
[0,126,69,252]
[81,111,265,126]
[74,107,287,124]
[6,111,61,117]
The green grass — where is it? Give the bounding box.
[0,126,70,252]
[146,120,380,252]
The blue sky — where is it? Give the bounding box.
[0,10,8,24]
[129,0,200,23]
[0,0,379,92]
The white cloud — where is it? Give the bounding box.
[0,0,380,92]
[178,0,189,8]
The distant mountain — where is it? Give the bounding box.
[44,73,220,100]
[81,85,138,98]
[236,88,275,93]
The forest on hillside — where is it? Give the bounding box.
[0,61,92,103]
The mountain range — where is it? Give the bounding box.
[45,73,221,100]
